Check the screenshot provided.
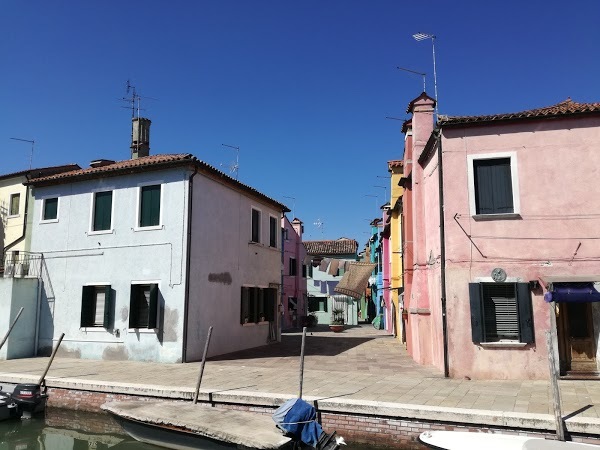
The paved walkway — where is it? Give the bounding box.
[1,324,600,431]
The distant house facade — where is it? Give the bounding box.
[281,217,307,329]
[305,238,359,326]
[387,160,405,342]
[25,149,288,363]
[402,93,600,379]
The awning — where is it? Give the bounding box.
[544,282,600,303]
[333,262,377,299]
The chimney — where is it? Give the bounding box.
[131,117,151,159]
[406,93,435,161]
[291,218,304,238]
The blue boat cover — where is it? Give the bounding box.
[272,398,323,447]
[544,282,600,303]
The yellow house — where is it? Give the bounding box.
[0,165,79,271]
[387,160,404,342]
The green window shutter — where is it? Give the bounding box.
[140,185,161,227]
[250,287,258,323]
[517,282,534,344]
[81,286,95,327]
[469,283,484,343]
[251,209,260,242]
[93,191,112,231]
[44,198,58,220]
[103,285,112,328]
[241,287,249,324]
[148,284,159,329]
[129,285,139,328]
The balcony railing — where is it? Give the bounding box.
[2,252,43,279]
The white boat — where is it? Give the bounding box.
[419,431,600,450]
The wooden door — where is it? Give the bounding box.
[565,302,597,372]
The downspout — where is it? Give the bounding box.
[3,185,30,255]
[182,166,198,363]
[436,129,450,378]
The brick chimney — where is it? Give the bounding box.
[131,117,151,159]
[406,92,435,161]
[291,218,303,238]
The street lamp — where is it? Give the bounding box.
[413,32,439,118]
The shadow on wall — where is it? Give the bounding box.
[37,258,55,356]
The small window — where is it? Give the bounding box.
[308,297,328,313]
[92,191,113,231]
[251,208,261,243]
[81,285,112,328]
[289,257,297,276]
[42,197,59,221]
[9,193,20,216]
[302,264,307,278]
[469,282,533,343]
[139,185,161,228]
[240,286,276,324]
[129,284,159,329]
[269,216,278,248]
[468,153,519,216]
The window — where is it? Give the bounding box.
[251,208,261,243]
[92,191,113,232]
[289,257,297,276]
[129,283,159,329]
[81,285,112,328]
[240,286,276,324]
[469,282,533,343]
[269,216,278,248]
[9,193,20,216]
[468,153,520,216]
[308,296,328,313]
[302,264,307,278]
[139,185,161,228]
[42,197,58,221]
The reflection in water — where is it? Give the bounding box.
[0,408,388,450]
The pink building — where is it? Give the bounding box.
[403,94,600,379]
[281,217,307,329]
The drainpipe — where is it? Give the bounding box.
[182,166,198,363]
[34,256,43,355]
[436,129,450,378]
[3,185,30,256]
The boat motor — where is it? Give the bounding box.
[11,383,48,418]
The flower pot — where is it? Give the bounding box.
[329,324,344,333]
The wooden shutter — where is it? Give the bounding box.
[103,285,112,328]
[93,191,112,231]
[517,282,534,344]
[141,185,161,227]
[129,285,139,328]
[469,283,484,343]
[251,209,260,242]
[474,158,513,214]
[270,217,277,247]
[265,288,276,322]
[81,286,95,327]
[148,284,159,329]
[241,287,249,324]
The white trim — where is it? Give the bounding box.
[88,189,115,234]
[466,151,520,216]
[479,341,527,349]
[134,181,164,231]
[83,281,110,286]
[40,196,60,223]
[250,206,262,243]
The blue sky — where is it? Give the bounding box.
[2,1,599,245]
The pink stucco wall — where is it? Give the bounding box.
[282,217,307,329]
[442,116,600,379]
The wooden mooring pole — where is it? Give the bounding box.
[298,326,307,399]
[193,326,213,404]
[546,330,566,441]
[0,307,24,351]
[38,332,65,385]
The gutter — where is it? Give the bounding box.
[3,185,30,255]
[181,166,198,363]
[436,129,450,378]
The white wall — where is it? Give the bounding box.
[0,278,39,360]
[30,168,189,363]
[186,175,283,360]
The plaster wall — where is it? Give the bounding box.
[441,116,600,379]
[389,168,404,341]
[186,174,283,360]
[0,277,39,359]
[30,168,189,363]
[0,177,31,255]
[281,217,307,329]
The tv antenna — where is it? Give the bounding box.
[283,196,296,218]
[221,144,240,179]
[314,218,325,235]
[10,137,35,170]
[119,80,157,118]
[397,66,426,93]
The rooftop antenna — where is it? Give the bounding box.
[10,137,35,170]
[221,144,240,179]
[373,185,388,203]
[412,32,439,118]
[313,218,325,236]
[283,196,296,219]
[397,66,426,92]
[120,80,157,118]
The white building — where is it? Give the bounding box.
[25,152,288,363]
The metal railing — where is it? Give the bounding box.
[2,251,43,279]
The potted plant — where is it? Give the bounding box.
[329,307,345,332]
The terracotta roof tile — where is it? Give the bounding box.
[0,164,81,182]
[303,238,358,256]
[440,98,600,127]
[27,153,289,212]
[388,160,403,169]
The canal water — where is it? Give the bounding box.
[0,408,392,450]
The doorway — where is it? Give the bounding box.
[558,302,597,374]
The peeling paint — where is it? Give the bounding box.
[163,308,179,342]
[57,347,81,359]
[120,307,128,322]
[102,346,129,361]
[208,272,232,285]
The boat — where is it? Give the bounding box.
[10,382,48,418]
[419,431,600,450]
[0,387,18,421]
[103,399,342,450]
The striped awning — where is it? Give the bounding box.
[334,262,377,299]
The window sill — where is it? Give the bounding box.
[87,229,114,236]
[472,213,522,221]
[134,225,163,232]
[128,328,158,333]
[40,219,59,224]
[479,341,528,349]
[80,327,108,332]
[242,321,270,326]
[7,214,20,219]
